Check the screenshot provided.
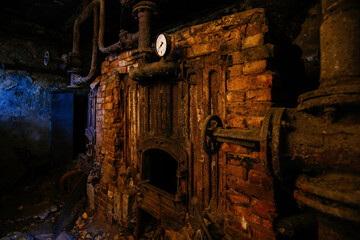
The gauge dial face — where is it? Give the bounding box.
[155,33,170,57]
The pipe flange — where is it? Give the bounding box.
[260,109,273,166]
[271,108,286,180]
[132,1,157,18]
[294,172,360,223]
[201,115,223,155]
[260,108,286,180]
[297,84,360,110]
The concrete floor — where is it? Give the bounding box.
[0,163,133,240]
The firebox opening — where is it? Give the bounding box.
[143,149,178,195]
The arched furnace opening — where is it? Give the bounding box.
[142,149,178,195]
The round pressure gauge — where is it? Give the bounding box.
[155,33,171,57]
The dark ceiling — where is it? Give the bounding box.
[0,0,240,32]
[1,0,81,30]
[0,0,318,44]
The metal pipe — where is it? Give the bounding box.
[98,0,139,53]
[73,0,100,54]
[137,8,151,51]
[265,3,360,238]
[201,115,260,155]
[213,128,260,145]
[320,0,360,88]
[69,0,141,87]
[129,59,177,81]
[71,5,99,86]
[132,1,156,53]
[298,0,360,110]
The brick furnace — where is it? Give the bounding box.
[66,0,360,239]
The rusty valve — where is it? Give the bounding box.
[201,115,260,155]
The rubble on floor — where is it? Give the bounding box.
[0,165,135,240]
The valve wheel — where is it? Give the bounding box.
[201,115,223,155]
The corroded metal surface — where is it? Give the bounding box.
[129,59,178,82]
[295,173,360,223]
[298,0,360,109]
[295,172,360,209]
[133,1,156,53]
[278,1,360,239]
[201,114,261,155]
[201,115,223,155]
[94,8,278,239]
[99,0,139,54]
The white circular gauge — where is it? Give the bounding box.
[155,33,171,57]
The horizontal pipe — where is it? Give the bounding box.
[285,108,360,171]
[213,127,261,143]
[129,59,178,82]
[216,136,259,149]
[201,115,261,154]
[213,127,260,149]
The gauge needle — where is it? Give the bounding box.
[157,42,164,52]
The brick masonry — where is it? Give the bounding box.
[92,8,277,239]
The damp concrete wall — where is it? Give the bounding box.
[0,34,68,190]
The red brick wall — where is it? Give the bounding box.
[92,8,277,239]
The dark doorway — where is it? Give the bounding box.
[50,92,87,163]
[143,149,178,195]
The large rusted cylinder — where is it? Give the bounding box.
[280,107,360,240]
[270,1,360,239]
[320,0,360,88]
[283,108,360,171]
[299,0,360,109]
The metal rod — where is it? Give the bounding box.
[213,128,260,149]
[213,128,261,142]
[202,115,261,154]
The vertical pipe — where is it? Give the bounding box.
[138,10,152,51]
[71,5,99,86]
[132,1,156,53]
[320,0,360,88]
[98,0,139,54]
[98,0,106,51]
[73,0,100,54]
[290,3,360,239]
